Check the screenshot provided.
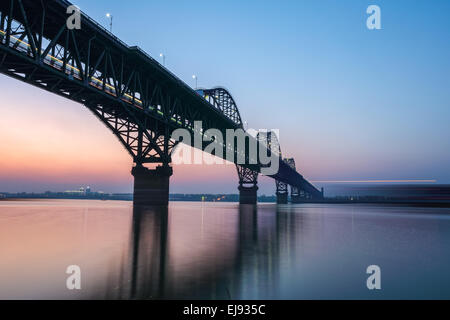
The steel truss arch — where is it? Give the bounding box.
[197,87,243,127]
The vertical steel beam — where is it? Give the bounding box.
[5,0,14,47]
[17,0,37,59]
[37,0,45,60]
[70,30,83,81]
[102,49,108,91]
[0,10,5,39]
[85,36,93,84]
[62,29,69,74]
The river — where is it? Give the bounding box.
[0,200,449,299]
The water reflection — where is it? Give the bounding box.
[125,204,314,299]
[126,204,285,299]
[129,205,168,299]
[1,200,450,299]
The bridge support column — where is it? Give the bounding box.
[276,192,288,204]
[132,165,173,206]
[290,186,302,203]
[291,194,302,204]
[239,185,259,205]
[236,165,258,205]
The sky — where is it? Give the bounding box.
[0,0,449,194]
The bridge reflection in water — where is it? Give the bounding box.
[123,204,293,300]
[0,200,304,300]
[2,200,449,299]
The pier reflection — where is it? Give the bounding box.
[124,203,295,299]
[129,205,168,299]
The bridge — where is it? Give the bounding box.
[0,0,323,205]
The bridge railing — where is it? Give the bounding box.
[56,0,208,106]
[58,0,129,50]
[50,0,240,131]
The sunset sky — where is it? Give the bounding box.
[1,0,449,194]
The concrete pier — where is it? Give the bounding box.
[131,165,173,206]
[276,193,288,204]
[239,185,258,205]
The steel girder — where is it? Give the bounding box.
[198,87,243,127]
[257,131,289,197]
[0,0,323,198]
[236,165,258,188]
[0,0,224,165]
[284,158,301,197]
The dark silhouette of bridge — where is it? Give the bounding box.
[0,0,323,205]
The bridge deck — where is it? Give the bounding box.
[0,0,322,199]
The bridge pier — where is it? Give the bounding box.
[276,179,288,204]
[276,192,288,204]
[0,0,324,210]
[291,194,303,204]
[239,185,259,205]
[132,165,173,206]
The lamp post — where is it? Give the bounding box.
[106,13,113,33]
[192,75,198,89]
[159,53,165,66]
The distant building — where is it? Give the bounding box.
[63,186,94,196]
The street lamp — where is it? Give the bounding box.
[192,75,198,89]
[106,13,113,33]
[159,53,165,66]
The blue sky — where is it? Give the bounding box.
[1,0,449,193]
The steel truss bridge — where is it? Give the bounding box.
[0,0,323,205]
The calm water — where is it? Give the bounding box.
[1,199,450,299]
